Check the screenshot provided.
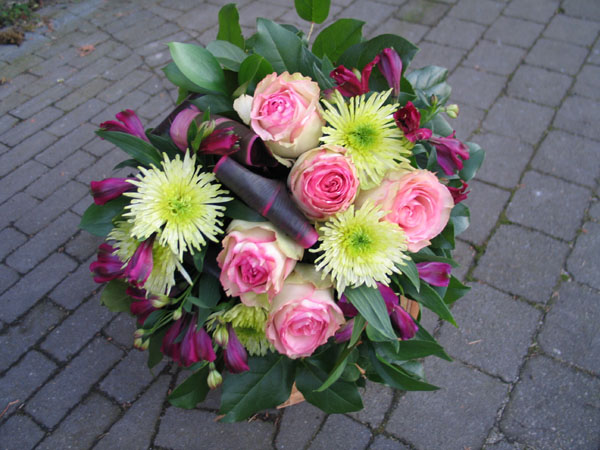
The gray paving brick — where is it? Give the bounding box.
[452,239,476,280]
[55,77,111,112]
[7,211,80,274]
[310,414,372,450]
[449,67,506,110]
[138,75,165,96]
[462,180,510,245]
[589,200,600,221]
[0,114,17,136]
[387,358,507,449]
[485,16,544,48]
[474,225,570,303]
[0,264,19,295]
[413,42,464,72]
[507,171,590,241]
[76,148,131,185]
[0,228,27,261]
[482,96,554,145]
[378,18,430,44]
[397,0,450,26]
[448,0,503,24]
[275,401,325,450]
[96,69,152,104]
[67,40,121,70]
[2,53,44,79]
[71,194,94,216]
[0,131,55,180]
[438,283,541,381]
[507,64,572,107]
[81,134,114,157]
[452,103,484,140]
[532,131,600,188]
[49,259,98,310]
[137,92,174,122]
[474,133,533,189]
[26,337,123,428]
[0,142,7,156]
[104,313,137,348]
[155,407,275,449]
[176,3,222,31]
[567,221,600,290]
[0,73,37,100]
[0,301,65,368]
[501,356,600,449]
[92,89,151,125]
[544,14,599,46]
[36,393,120,450]
[95,375,171,450]
[36,122,97,167]
[0,160,49,206]
[426,17,486,50]
[573,65,600,101]
[562,0,600,21]
[349,381,393,428]
[0,192,40,230]
[0,92,27,117]
[64,56,115,88]
[539,281,600,374]
[0,415,45,450]
[0,106,63,147]
[554,95,600,141]
[11,83,72,121]
[504,0,559,23]
[339,1,399,35]
[64,230,103,263]
[588,38,600,65]
[148,3,184,21]
[370,436,409,450]
[464,40,526,76]
[525,39,587,75]
[46,98,107,137]
[0,351,57,414]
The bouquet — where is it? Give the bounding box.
[81,1,484,422]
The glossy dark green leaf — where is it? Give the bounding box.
[411,250,459,267]
[253,18,302,74]
[168,365,210,409]
[189,94,234,116]
[113,159,139,170]
[163,62,207,93]
[368,344,438,391]
[374,338,448,361]
[224,198,267,222]
[459,142,485,182]
[294,0,330,24]
[217,3,245,49]
[312,18,364,61]
[207,40,247,71]
[406,65,451,104]
[168,42,227,94]
[99,280,131,312]
[147,134,180,160]
[349,314,366,347]
[96,130,162,167]
[405,282,456,326]
[238,53,274,86]
[450,202,470,236]
[147,327,167,369]
[79,196,130,237]
[427,113,454,137]
[344,285,397,342]
[192,246,207,272]
[398,258,420,292]
[444,276,470,305]
[191,274,221,308]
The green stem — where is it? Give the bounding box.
[307,22,315,43]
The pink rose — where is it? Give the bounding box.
[250,72,324,159]
[266,265,345,359]
[217,220,304,307]
[357,169,453,252]
[288,145,359,220]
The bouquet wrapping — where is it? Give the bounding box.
[81,1,484,422]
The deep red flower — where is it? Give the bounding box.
[90,177,135,205]
[100,109,149,142]
[448,180,470,204]
[416,262,452,287]
[394,101,432,142]
[223,324,249,373]
[429,132,470,175]
[123,236,154,288]
[89,243,124,283]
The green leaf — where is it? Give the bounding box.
[192,246,207,272]
[406,65,448,90]
[100,280,131,312]
[113,159,139,171]
[398,259,420,292]
[349,314,366,347]
[344,285,397,342]
[312,18,364,61]
[189,94,234,116]
[427,114,454,137]
[163,62,207,93]
[168,365,210,409]
[217,3,245,49]
[238,53,274,86]
[294,0,331,24]
[374,338,448,362]
[296,362,363,413]
[459,142,485,182]
[411,250,459,267]
[444,276,470,305]
[147,327,167,369]
[79,196,130,237]
[190,274,221,308]
[168,42,227,94]
[206,40,247,72]
[253,18,302,74]
[405,282,456,326]
[219,353,295,422]
[224,199,267,222]
[96,130,162,167]
[315,345,357,392]
[450,202,470,236]
[368,344,438,391]
[147,134,180,160]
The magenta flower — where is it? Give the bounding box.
[448,180,470,204]
[89,243,124,283]
[90,177,135,205]
[429,132,470,175]
[123,236,154,288]
[180,315,216,367]
[224,324,249,373]
[200,127,239,156]
[170,105,201,151]
[330,54,380,97]
[338,282,398,318]
[378,48,402,97]
[334,318,354,343]
[100,109,149,142]
[161,318,185,364]
[393,102,432,142]
[416,262,452,287]
[390,304,419,340]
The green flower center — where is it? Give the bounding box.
[346,226,374,256]
[168,195,191,217]
[346,123,378,153]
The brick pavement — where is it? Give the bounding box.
[0,0,599,448]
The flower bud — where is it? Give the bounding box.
[134,336,149,350]
[172,309,182,321]
[150,295,170,308]
[445,104,459,119]
[124,236,155,288]
[207,367,223,389]
[213,324,229,347]
[416,262,452,287]
[377,48,402,97]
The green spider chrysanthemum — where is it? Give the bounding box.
[216,304,274,356]
[109,221,179,296]
[313,202,409,293]
[124,152,231,260]
[321,89,412,189]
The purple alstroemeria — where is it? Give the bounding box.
[224,324,249,373]
[180,315,216,367]
[127,287,158,324]
[334,318,355,343]
[100,109,149,142]
[330,54,380,97]
[124,236,154,288]
[390,304,419,340]
[416,262,452,287]
[170,105,201,151]
[161,318,185,364]
[448,180,470,204]
[90,177,135,205]
[393,101,432,143]
[200,127,240,156]
[89,243,125,283]
[429,132,470,175]
[378,48,402,97]
[338,282,398,318]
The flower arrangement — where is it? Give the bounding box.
[81,1,484,422]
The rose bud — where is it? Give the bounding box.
[100,109,149,142]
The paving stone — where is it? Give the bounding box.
[104,313,137,348]
[589,200,600,221]
[77,148,131,184]
[562,0,600,21]
[554,95,600,141]
[0,132,55,180]
[0,264,19,295]
[92,89,151,125]
[36,393,120,450]
[413,42,464,73]
[95,375,172,450]
[97,69,153,104]
[485,16,544,48]
[0,107,63,147]
[507,64,572,107]
[501,356,600,449]
[155,407,275,449]
[573,65,600,101]
[55,77,111,111]
[237,1,289,28]
[438,283,540,381]
[544,14,599,46]
[64,230,103,263]
[137,92,174,122]
[0,350,56,414]
[452,239,476,280]
[26,337,123,428]
[369,435,410,450]
[0,301,65,369]
[49,260,98,310]
[310,414,372,450]
[538,281,600,374]
[35,122,97,167]
[465,40,525,76]
[503,0,559,23]
[482,96,554,145]
[340,1,399,35]
[0,161,49,207]
[46,98,107,137]
[474,225,570,303]
[7,211,80,274]
[448,0,503,24]
[531,131,600,188]
[398,0,450,26]
[71,194,94,216]
[349,381,393,428]
[462,180,510,245]
[426,17,486,50]
[11,83,72,120]
[0,73,37,100]
[378,18,430,44]
[525,39,587,75]
[100,349,165,403]
[64,56,115,89]
[0,415,45,450]
[0,192,37,230]
[387,358,507,449]
[506,171,590,240]
[176,3,222,31]
[452,103,484,140]
[448,67,506,110]
[567,221,600,290]
[0,228,27,261]
[0,92,27,117]
[28,149,93,197]
[589,38,600,65]
[68,40,122,70]
[276,401,325,450]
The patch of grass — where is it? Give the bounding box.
[0,1,40,29]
